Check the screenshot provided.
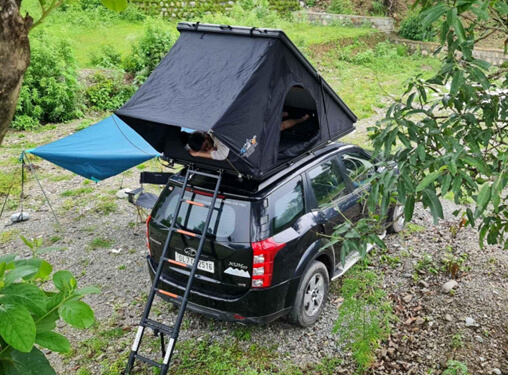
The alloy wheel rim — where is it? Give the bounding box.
[303,273,325,317]
[395,205,405,226]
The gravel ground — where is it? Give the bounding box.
[1,119,507,374]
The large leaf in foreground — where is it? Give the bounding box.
[0,304,36,352]
[59,301,94,329]
[0,346,56,375]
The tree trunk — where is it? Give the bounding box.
[0,0,32,146]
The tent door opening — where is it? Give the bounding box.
[278,86,320,161]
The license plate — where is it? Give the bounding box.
[174,252,215,274]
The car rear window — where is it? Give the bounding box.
[152,185,251,243]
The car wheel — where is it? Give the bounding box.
[288,260,329,327]
[387,204,405,233]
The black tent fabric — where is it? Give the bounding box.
[116,23,357,179]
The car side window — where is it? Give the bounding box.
[271,178,305,235]
[308,158,347,207]
[341,152,375,188]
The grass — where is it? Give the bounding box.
[333,264,394,372]
[88,237,113,250]
[60,187,94,197]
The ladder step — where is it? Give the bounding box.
[191,170,221,179]
[134,354,162,368]
[164,257,192,270]
[173,228,201,238]
[144,318,174,336]
[182,199,209,208]
[156,288,181,301]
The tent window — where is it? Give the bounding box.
[278,86,320,160]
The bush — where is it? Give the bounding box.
[0,239,98,374]
[328,0,354,14]
[85,71,136,111]
[123,20,176,82]
[89,45,122,68]
[399,13,434,41]
[12,33,82,130]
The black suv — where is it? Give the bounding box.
[146,142,404,327]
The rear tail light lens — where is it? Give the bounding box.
[251,237,286,288]
[146,215,152,256]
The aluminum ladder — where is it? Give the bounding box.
[125,167,223,374]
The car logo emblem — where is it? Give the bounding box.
[184,247,197,257]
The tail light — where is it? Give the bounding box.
[251,237,286,288]
[146,215,152,256]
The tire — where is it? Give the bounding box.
[288,261,329,328]
[387,204,405,233]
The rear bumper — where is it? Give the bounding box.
[147,256,293,324]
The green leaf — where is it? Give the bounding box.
[35,331,70,353]
[470,66,490,90]
[452,17,466,43]
[469,59,490,71]
[421,3,447,27]
[441,173,452,196]
[0,304,36,352]
[52,271,77,293]
[417,144,425,162]
[35,311,59,333]
[0,254,16,265]
[59,301,94,329]
[450,69,463,96]
[416,171,441,192]
[422,189,444,224]
[404,195,415,222]
[20,236,34,250]
[466,207,475,227]
[34,260,52,280]
[101,0,128,12]
[4,266,39,285]
[0,346,56,375]
[0,283,48,316]
[0,262,5,278]
[476,184,491,216]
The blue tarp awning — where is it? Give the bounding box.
[26,115,159,181]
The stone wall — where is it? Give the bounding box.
[297,11,394,32]
[132,0,300,19]
[390,37,508,67]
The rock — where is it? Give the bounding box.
[442,280,458,293]
[116,188,132,199]
[474,335,484,343]
[415,317,425,325]
[492,369,501,375]
[403,294,414,303]
[465,317,479,327]
[445,314,453,322]
[418,280,429,288]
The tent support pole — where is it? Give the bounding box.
[23,151,62,231]
[319,75,332,140]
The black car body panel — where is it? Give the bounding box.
[146,143,387,324]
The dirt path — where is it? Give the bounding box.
[1,119,506,374]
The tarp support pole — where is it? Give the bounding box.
[22,151,61,231]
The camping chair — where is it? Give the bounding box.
[127,172,172,226]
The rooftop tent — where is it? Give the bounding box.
[116,23,357,179]
[26,115,159,181]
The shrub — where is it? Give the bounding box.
[85,71,136,111]
[0,240,98,374]
[89,45,122,68]
[328,0,354,15]
[123,20,176,82]
[399,13,434,41]
[12,33,82,130]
